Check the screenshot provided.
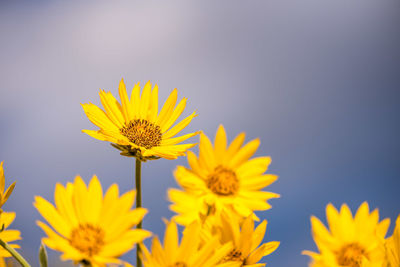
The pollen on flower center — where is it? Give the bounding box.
[169,262,187,267]
[69,223,105,256]
[336,243,368,267]
[207,166,239,196]
[120,119,162,149]
[222,249,245,263]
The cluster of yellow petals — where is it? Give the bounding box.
[2,78,400,267]
[0,212,21,259]
[82,79,198,160]
[169,125,279,226]
[385,215,400,267]
[139,220,233,267]
[0,162,21,264]
[34,175,151,267]
[201,212,280,267]
[303,202,391,267]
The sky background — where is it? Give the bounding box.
[0,1,399,266]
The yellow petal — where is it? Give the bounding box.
[99,90,124,128]
[214,125,228,165]
[139,81,152,119]
[130,82,141,119]
[198,133,216,172]
[148,85,159,122]
[81,103,120,131]
[34,196,71,237]
[228,138,260,169]
[162,111,197,139]
[118,78,134,123]
[156,89,178,127]
[160,98,187,132]
[224,133,246,164]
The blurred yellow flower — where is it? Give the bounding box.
[34,175,151,267]
[0,258,13,267]
[168,125,279,225]
[0,162,16,211]
[82,79,198,160]
[140,220,232,267]
[303,202,390,267]
[0,212,21,258]
[385,215,400,267]
[203,212,279,267]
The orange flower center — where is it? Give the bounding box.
[169,262,187,267]
[336,243,368,267]
[69,223,105,256]
[120,119,162,149]
[207,166,239,196]
[222,249,245,263]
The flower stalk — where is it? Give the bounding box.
[135,158,142,267]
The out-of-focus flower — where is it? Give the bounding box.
[140,220,232,267]
[385,215,400,267]
[34,175,151,267]
[303,202,390,267]
[0,162,16,212]
[203,212,279,267]
[82,79,198,161]
[0,212,21,258]
[169,125,279,225]
[0,258,14,267]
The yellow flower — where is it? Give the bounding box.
[385,215,400,267]
[168,125,279,225]
[0,258,13,267]
[303,202,390,267]
[140,220,233,267]
[203,212,279,267]
[82,79,198,160]
[34,175,151,267]
[0,162,16,211]
[0,212,21,258]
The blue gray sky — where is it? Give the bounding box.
[0,1,399,266]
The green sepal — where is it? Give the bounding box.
[110,143,160,161]
[39,242,48,267]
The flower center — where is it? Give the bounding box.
[207,166,239,196]
[120,119,162,149]
[69,223,105,256]
[336,243,368,267]
[168,262,187,267]
[222,249,245,263]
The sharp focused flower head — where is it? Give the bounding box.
[303,202,390,267]
[168,125,279,225]
[0,162,16,212]
[82,79,199,161]
[34,175,152,267]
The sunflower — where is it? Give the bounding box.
[303,202,390,267]
[202,212,279,267]
[168,125,279,225]
[385,215,400,267]
[34,175,151,267]
[82,79,198,161]
[140,220,232,267]
[0,162,16,211]
[0,212,21,258]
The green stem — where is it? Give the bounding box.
[0,239,31,267]
[135,158,142,267]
